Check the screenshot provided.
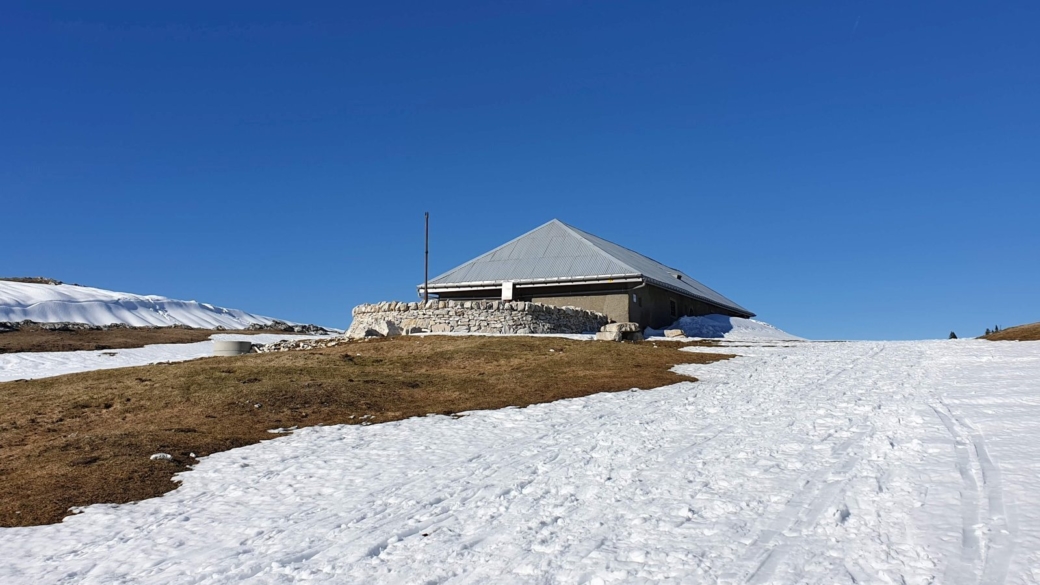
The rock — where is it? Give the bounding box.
[664,329,685,338]
[595,331,622,342]
[602,322,640,333]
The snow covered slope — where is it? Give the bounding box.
[647,313,803,340]
[3,339,1038,583]
[0,281,284,329]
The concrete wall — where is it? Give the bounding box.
[529,293,630,325]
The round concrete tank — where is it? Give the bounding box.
[213,340,254,356]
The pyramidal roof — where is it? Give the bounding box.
[425,219,753,317]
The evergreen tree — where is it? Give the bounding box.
[949,331,958,339]
[985,328,991,335]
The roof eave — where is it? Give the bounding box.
[643,276,755,318]
[419,273,643,293]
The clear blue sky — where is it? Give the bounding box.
[3,1,1038,340]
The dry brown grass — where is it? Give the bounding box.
[0,327,303,354]
[0,335,730,527]
[982,322,1040,341]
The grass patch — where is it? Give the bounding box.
[982,322,1040,341]
[0,327,306,354]
[0,335,730,527]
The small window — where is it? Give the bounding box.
[669,299,677,317]
[632,294,642,307]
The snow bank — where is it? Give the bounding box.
[646,313,803,341]
[0,281,283,329]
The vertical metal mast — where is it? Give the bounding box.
[424,212,429,302]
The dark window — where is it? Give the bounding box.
[669,299,677,317]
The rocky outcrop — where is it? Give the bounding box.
[0,277,68,286]
[345,300,608,338]
[245,320,333,335]
[253,337,347,353]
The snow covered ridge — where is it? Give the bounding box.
[646,313,804,341]
[0,280,292,330]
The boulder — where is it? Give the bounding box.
[595,331,622,342]
[364,320,403,337]
[602,322,640,333]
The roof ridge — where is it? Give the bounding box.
[552,220,641,276]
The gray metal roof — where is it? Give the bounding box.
[424,219,754,317]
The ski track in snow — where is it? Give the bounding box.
[2,339,1039,583]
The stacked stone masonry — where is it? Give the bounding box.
[346,300,609,338]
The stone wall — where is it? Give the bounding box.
[346,300,609,338]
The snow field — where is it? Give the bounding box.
[0,334,323,382]
[1,339,1038,583]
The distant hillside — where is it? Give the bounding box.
[0,280,291,330]
[982,322,1040,341]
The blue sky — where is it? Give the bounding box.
[2,1,1037,340]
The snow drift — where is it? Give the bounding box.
[646,313,803,341]
[0,280,285,329]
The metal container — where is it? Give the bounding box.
[213,340,254,356]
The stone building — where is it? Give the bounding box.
[419,219,754,329]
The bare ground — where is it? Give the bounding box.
[0,335,731,527]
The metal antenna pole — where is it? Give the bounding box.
[424,212,429,302]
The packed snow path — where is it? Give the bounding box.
[2,340,1039,583]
